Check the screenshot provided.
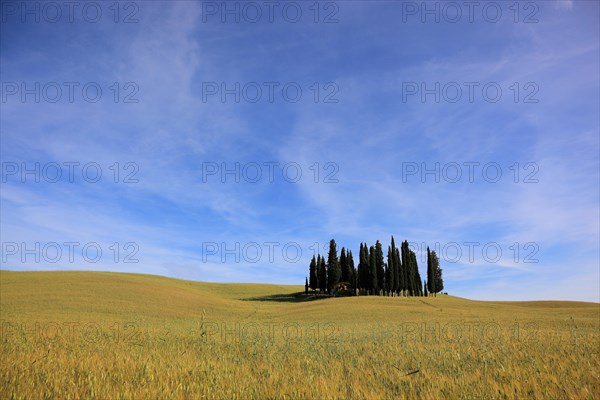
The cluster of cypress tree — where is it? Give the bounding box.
[306,237,443,297]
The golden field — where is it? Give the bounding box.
[1,270,598,399]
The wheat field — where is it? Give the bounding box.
[1,270,598,399]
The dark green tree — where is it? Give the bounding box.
[375,241,385,293]
[309,255,318,291]
[386,245,394,295]
[326,239,340,293]
[340,247,349,283]
[358,244,364,292]
[410,251,423,296]
[432,250,443,295]
[316,255,321,290]
[358,243,368,293]
[390,237,397,294]
[318,255,327,293]
[305,277,309,294]
[306,238,444,298]
[389,236,400,295]
[406,248,415,296]
[369,245,377,295]
[401,241,410,295]
[427,247,436,296]
[347,250,356,289]
[394,247,402,295]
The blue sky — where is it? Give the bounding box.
[1,0,598,301]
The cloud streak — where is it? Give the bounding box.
[1,1,598,302]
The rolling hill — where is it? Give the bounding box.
[1,270,598,399]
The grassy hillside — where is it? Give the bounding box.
[1,270,598,399]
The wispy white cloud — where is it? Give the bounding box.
[1,1,598,301]
[555,0,574,10]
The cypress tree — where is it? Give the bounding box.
[369,245,377,295]
[406,248,415,296]
[427,247,436,296]
[305,277,309,294]
[309,255,318,291]
[375,241,385,294]
[358,243,368,293]
[326,239,340,293]
[364,244,370,293]
[318,255,327,293]
[347,250,356,289]
[305,238,444,298]
[340,247,349,283]
[401,241,410,295]
[432,250,443,295]
[390,236,399,295]
[411,251,422,296]
[394,247,401,296]
[316,255,321,290]
[364,245,371,294]
[386,245,394,295]
[359,244,365,293]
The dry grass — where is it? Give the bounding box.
[1,270,599,399]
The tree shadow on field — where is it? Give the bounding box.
[242,292,330,303]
